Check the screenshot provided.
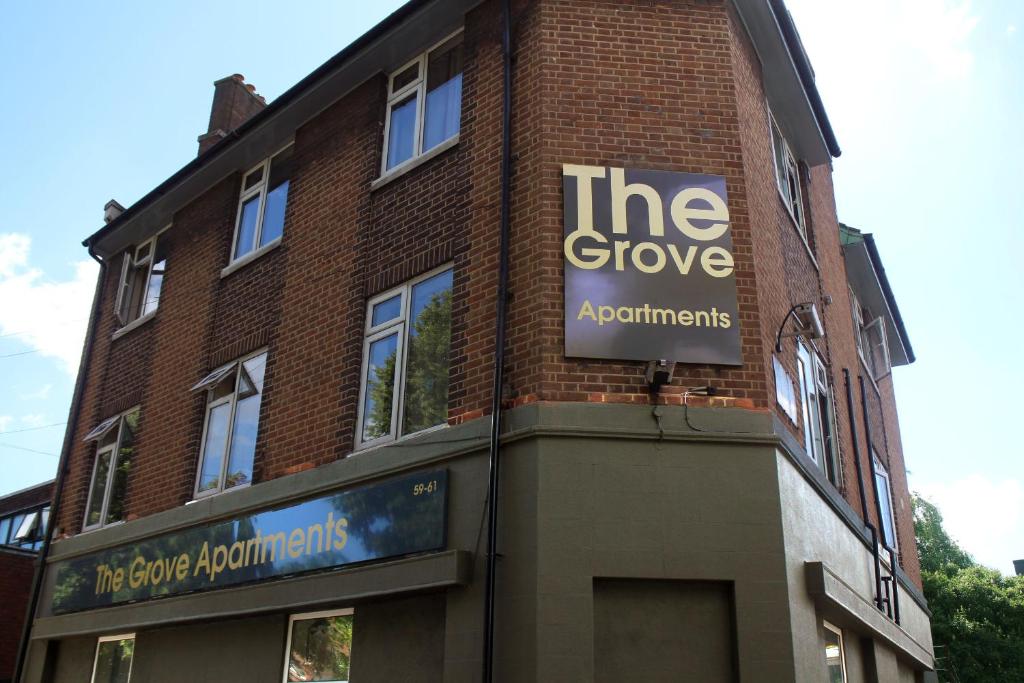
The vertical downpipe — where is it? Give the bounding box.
[843,369,884,611]
[483,0,514,680]
[859,374,891,613]
[13,246,106,682]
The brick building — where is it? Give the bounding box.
[19,0,934,681]
[0,480,52,683]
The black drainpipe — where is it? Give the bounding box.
[482,0,514,680]
[843,369,883,612]
[859,374,895,617]
[13,244,106,683]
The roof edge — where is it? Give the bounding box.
[768,0,841,158]
[82,0,430,251]
[841,222,915,364]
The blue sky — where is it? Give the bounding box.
[1,1,1020,574]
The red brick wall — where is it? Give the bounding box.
[0,551,35,681]
[55,0,922,588]
[0,482,50,682]
[511,0,770,408]
[728,7,920,585]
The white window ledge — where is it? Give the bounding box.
[220,237,282,279]
[111,311,157,341]
[370,135,459,192]
[186,482,252,505]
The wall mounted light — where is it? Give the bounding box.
[774,302,825,352]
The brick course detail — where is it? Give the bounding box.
[56,0,922,590]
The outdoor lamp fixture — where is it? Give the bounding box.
[646,359,676,392]
[774,302,825,352]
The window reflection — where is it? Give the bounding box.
[287,612,352,683]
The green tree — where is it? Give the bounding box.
[913,493,1024,682]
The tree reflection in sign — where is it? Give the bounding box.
[51,470,446,614]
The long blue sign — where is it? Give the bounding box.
[50,470,447,614]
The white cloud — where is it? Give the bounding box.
[18,384,52,401]
[915,474,1024,574]
[20,414,46,428]
[1008,24,1018,36]
[0,234,97,375]
[0,415,12,432]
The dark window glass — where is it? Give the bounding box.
[391,63,419,92]
[362,333,399,441]
[86,452,110,528]
[402,270,452,434]
[105,412,137,525]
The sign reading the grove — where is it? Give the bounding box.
[49,470,448,615]
[563,165,742,365]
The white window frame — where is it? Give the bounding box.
[228,144,293,265]
[822,621,848,683]
[91,633,135,683]
[862,317,891,381]
[380,29,464,178]
[768,110,808,243]
[82,408,139,532]
[796,341,841,487]
[356,264,452,450]
[282,608,354,683]
[192,348,268,500]
[114,227,169,327]
[873,454,899,552]
[849,287,891,382]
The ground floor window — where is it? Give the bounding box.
[823,622,847,682]
[284,608,354,682]
[91,634,134,683]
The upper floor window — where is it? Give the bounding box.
[769,114,807,241]
[232,146,294,263]
[357,267,453,448]
[849,288,891,381]
[83,409,139,531]
[191,350,267,497]
[115,234,167,327]
[0,503,49,551]
[382,32,464,175]
[873,453,898,551]
[796,341,840,487]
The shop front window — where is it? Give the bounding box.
[284,609,353,683]
[91,634,134,683]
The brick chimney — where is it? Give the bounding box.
[104,199,126,224]
[197,74,267,156]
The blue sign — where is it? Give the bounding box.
[51,470,447,614]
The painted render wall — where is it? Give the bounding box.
[777,450,933,682]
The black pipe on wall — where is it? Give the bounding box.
[843,369,884,612]
[482,0,514,680]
